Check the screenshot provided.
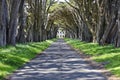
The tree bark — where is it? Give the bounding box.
[8,0,21,45]
[0,0,8,46]
[17,0,26,43]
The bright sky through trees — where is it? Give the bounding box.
[59,0,66,2]
[58,0,69,2]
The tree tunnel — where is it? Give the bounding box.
[0,0,120,47]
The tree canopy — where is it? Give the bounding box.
[49,0,120,47]
[0,0,120,47]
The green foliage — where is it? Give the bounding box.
[0,39,56,80]
[65,38,120,77]
[49,1,68,13]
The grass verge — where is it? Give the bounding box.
[0,39,56,80]
[65,38,120,77]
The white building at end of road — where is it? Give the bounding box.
[57,28,66,38]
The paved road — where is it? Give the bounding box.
[9,39,107,80]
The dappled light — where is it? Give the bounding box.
[9,39,107,80]
[65,38,120,77]
[0,39,56,79]
[0,0,120,79]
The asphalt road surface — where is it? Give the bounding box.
[9,39,107,80]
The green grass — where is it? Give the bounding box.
[0,39,56,80]
[65,38,120,77]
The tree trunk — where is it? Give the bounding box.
[115,2,120,47]
[0,0,8,46]
[100,3,118,45]
[8,0,21,45]
[17,0,26,43]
